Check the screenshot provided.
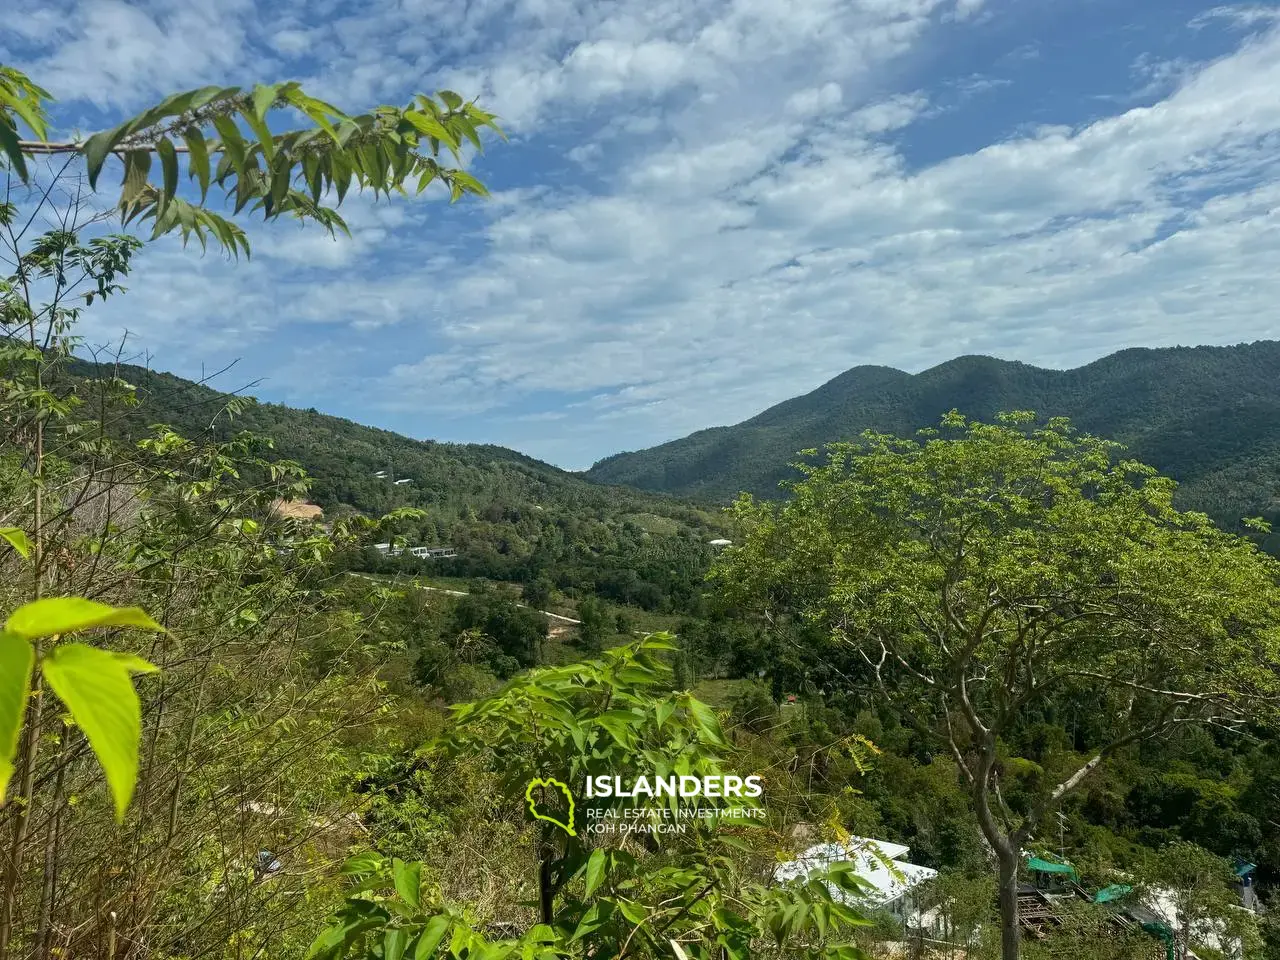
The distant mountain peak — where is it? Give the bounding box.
[583,342,1280,542]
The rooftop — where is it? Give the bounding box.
[774,837,937,907]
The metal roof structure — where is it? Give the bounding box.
[774,837,937,908]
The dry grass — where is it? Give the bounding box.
[270,499,325,521]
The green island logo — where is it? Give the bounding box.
[525,777,576,836]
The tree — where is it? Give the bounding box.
[307,635,877,960]
[522,577,554,611]
[715,412,1280,960]
[1142,841,1260,960]
[576,596,610,652]
[1,63,503,960]
[449,593,548,673]
[917,871,994,957]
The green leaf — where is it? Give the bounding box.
[0,118,27,182]
[686,698,725,745]
[0,632,34,803]
[183,127,210,201]
[155,136,179,202]
[5,597,165,640]
[449,919,469,957]
[406,113,457,149]
[305,923,346,960]
[597,709,643,744]
[212,114,247,176]
[240,100,275,165]
[570,900,615,942]
[251,83,280,122]
[81,120,130,189]
[42,642,156,820]
[0,89,46,139]
[414,915,450,959]
[618,901,648,925]
[393,858,422,910]
[0,527,30,559]
[584,848,607,898]
[341,850,386,876]
[385,928,409,960]
[655,698,676,730]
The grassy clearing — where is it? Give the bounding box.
[691,678,753,707]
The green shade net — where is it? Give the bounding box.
[1026,857,1078,879]
[1093,884,1133,903]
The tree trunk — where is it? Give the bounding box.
[997,850,1021,960]
[538,840,554,926]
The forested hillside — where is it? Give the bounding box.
[586,343,1280,537]
[67,359,728,610]
[5,63,1279,960]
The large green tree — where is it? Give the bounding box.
[715,412,1280,960]
[1142,841,1260,959]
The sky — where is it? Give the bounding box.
[5,0,1280,469]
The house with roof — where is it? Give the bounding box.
[774,837,939,928]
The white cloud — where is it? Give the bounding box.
[12,0,1280,469]
[372,25,1280,464]
[785,83,844,118]
[7,0,266,109]
[1190,5,1280,30]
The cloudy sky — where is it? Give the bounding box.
[5,0,1280,468]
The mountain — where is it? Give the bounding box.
[584,342,1280,536]
[62,359,728,612]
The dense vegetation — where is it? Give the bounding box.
[64,360,729,618]
[585,345,1280,544]
[2,62,1278,960]
[714,412,1280,960]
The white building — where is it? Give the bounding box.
[775,837,939,927]
[407,546,457,559]
[374,543,456,559]
[709,538,733,547]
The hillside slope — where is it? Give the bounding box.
[584,342,1280,533]
[64,360,728,611]
[74,360,690,515]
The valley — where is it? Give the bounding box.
[2,47,1279,960]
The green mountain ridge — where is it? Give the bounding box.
[73,359,663,513]
[583,342,1280,537]
[64,359,728,610]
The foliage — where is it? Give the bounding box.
[1,65,501,256]
[1140,841,1260,959]
[0,597,162,819]
[0,61,504,960]
[54,357,727,620]
[574,597,610,652]
[586,344,1280,545]
[310,635,876,960]
[715,411,1280,960]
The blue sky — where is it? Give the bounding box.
[5,0,1280,469]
